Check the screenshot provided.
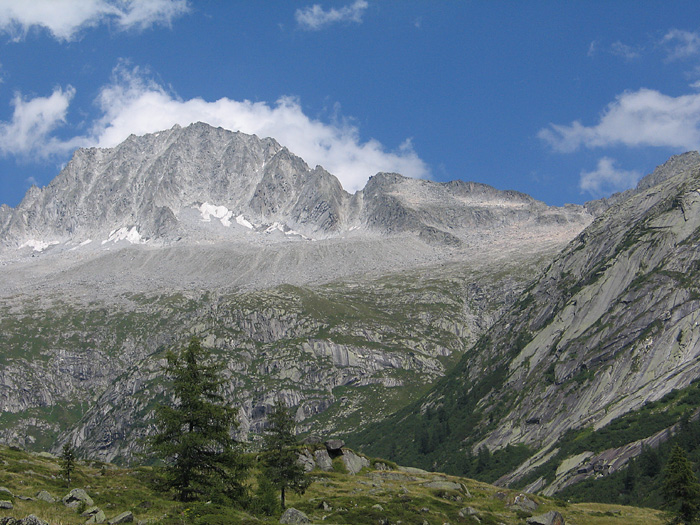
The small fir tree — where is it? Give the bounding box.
[662,445,700,524]
[252,472,280,516]
[149,337,248,503]
[59,443,76,484]
[260,400,310,509]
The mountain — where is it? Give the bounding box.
[0,122,591,462]
[350,151,700,497]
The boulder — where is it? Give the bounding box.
[527,510,566,525]
[63,488,94,508]
[107,511,133,524]
[459,507,478,518]
[0,501,12,510]
[85,509,107,524]
[0,517,19,525]
[296,450,315,473]
[19,517,49,525]
[279,507,310,524]
[511,494,538,512]
[0,488,12,498]
[324,439,345,457]
[422,480,462,491]
[35,490,54,503]
[341,450,369,475]
[301,434,322,445]
[313,449,333,471]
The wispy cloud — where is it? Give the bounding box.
[0,0,189,42]
[0,64,429,193]
[295,0,368,31]
[579,157,641,197]
[610,41,641,60]
[0,86,76,158]
[662,29,700,60]
[539,88,700,152]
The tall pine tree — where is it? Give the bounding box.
[260,400,310,509]
[662,445,700,524]
[149,337,247,503]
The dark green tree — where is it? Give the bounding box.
[662,445,700,524]
[252,472,280,516]
[260,400,310,509]
[59,443,76,484]
[149,337,247,503]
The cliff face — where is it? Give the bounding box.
[351,151,700,495]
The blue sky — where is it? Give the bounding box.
[2,1,700,208]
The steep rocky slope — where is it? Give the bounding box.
[350,151,700,496]
[0,123,591,462]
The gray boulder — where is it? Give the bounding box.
[422,480,462,491]
[279,507,310,524]
[0,517,19,525]
[297,450,315,473]
[85,509,107,524]
[511,493,538,512]
[19,517,49,525]
[34,491,54,503]
[63,488,94,508]
[341,450,369,474]
[313,449,333,471]
[0,501,12,509]
[527,510,566,525]
[459,507,478,518]
[325,439,344,455]
[107,511,133,524]
[0,488,12,498]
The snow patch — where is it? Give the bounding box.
[19,239,59,252]
[197,202,234,227]
[236,214,254,229]
[102,227,143,245]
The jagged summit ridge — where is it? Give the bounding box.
[0,122,591,254]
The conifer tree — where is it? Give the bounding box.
[59,443,76,484]
[260,400,310,509]
[662,445,700,524]
[149,337,247,503]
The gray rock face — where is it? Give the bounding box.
[0,501,12,509]
[527,510,565,525]
[107,511,133,524]
[279,507,310,524]
[341,450,370,474]
[62,488,93,508]
[34,491,54,503]
[313,449,333,471]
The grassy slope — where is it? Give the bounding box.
[0,445,665,525]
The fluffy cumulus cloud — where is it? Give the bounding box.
[579,157,641,198]
[0,65,428,193]
[538,88,700,152]
[295,0,368,31]
[0,0,188,41]
[0,86,76,158]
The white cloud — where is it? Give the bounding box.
[0,0,188,41]
[0,65,429,193]
[662,29,700,60]
[610,41,641,60]
[295,0,368,31]
[579,157,641,197]
[539,88,700,152]
[0,86,76,158]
